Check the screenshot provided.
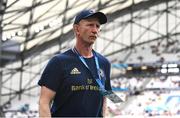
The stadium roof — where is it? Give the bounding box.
[0,0,178,66]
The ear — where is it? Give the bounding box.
[73,24,79,34]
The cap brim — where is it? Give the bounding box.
[84,12,107,24]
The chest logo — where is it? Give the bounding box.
[99,69,105,78]
[70,67,81,75]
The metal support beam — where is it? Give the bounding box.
[166,0,169,46]
[0,71,2,107]
[0,0,7,107]
[0,12,2,108]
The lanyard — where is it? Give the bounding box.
[72,48,106,91]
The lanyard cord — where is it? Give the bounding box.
[72,47,105,91]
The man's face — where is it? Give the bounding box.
[75,17,101,45]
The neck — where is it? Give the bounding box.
[75,44,93,58]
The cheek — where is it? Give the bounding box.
[80,30,88,37]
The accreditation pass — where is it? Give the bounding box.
[104,91,123,103]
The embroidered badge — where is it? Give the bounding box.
[99,69,105,78]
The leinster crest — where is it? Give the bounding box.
[99,69,105,79]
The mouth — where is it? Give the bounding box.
[89,36,97,39]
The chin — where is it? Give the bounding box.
[90,39,96,43]
[90,40,96,44]
[84,38,96,45]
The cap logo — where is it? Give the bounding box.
[89,9,95,13]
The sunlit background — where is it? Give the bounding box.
[0,0,180,117]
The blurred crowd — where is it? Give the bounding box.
[106,76,180,117]
[2,101,38,118]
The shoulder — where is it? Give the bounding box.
[46,49,75,67]
[53,49,75,61]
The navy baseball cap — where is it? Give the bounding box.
[74,9,107,24]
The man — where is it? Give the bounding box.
[38,9,112,117]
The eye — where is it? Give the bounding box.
[88,24,94,27]
[96,24,100,29]
[87,23,100,31]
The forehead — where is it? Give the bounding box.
[79,17,100,24]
